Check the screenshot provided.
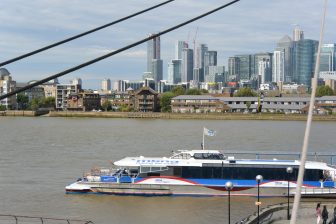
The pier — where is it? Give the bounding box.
[0,214,93,224]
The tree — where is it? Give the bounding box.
[246,101,251,112]
[234,87,258,97]
[101,100,112,111]
[316,86,335,97]
[201,89,209,94]
[43,97,55,108]
[0,105,6,111]
[29,98,40,111]
[185,88,201,95]
[16,94,29,110]
[171,86,185,96]
[160,92,175,112]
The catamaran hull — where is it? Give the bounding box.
[66,180,334,197]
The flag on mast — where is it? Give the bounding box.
[203,127,216,137]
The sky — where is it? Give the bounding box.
[0,0,335,89]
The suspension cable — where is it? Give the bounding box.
[290,0,328,223]
[0,0,174,67]
[0,0,240,101]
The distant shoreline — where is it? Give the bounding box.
[2,110,336,121]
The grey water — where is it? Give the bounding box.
[0,117,335,224]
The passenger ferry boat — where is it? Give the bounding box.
[66,150,336,197]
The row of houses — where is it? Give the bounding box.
[171,95,336,114]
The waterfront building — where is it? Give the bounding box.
[293,39,318,87]
[67,91,101,111]
[175,40,188,60]
[181,48,194,82]
[16,81,45,102]
[171,95,229,113]
[320,44,336,72]
[134,86,159,112]
[40,79,58,98]
[101,78,111,91]
[152,59,163,90]
[0,68,16,109]
[171,95,336,114]
[168,59,182,84]
[56,83,81,110]
[273,50,285,83]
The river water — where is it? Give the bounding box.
[0,117,335,224]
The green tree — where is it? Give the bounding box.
[102,100,112,111]
[0,105,6,111]
[29,98,40,111]
[185,88,201,95]
[234,87,258,97]
[43,97,55,108]
[246,101,251,111]
[201,89,209,94]
[160,92,175,112]
[316,86,335,97]
[171,86,185,96]
[16,94,29,110]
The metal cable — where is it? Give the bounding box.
[0,0,240,101]
[290,0,328,223]
[0,0,174,67]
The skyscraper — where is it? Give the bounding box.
[228,57,240,80]
[168,60,180,84]
[293,26,304,41]
[320,44,336,72]
[235,54,252,80]
[254,53,273,78]
[204,51,217,77]
[258,59,271,84]
[175,41,188,60]
[147,34,161,73]
[181,48,194,82]
[293,39,318,87]
[101,78,111,91]
[275,35,294,82]
[273,50,285,83]
[152,59,163,90]
[194,44,208,82]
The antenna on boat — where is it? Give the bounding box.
[290,1,328,223]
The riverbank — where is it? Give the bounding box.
[46,111,336,121]
[2,110,336,121]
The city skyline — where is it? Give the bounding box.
[1,0,336,89]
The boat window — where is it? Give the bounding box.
[171,153,191,159]
[193,153,224,160]
[140,166,168,173]
[180,166,323,181]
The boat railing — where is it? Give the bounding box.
[223,150,336,166]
